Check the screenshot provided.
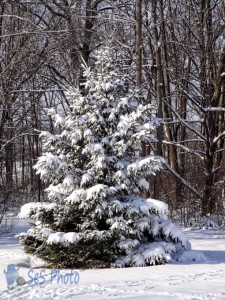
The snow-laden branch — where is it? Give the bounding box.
[215,147,225,154]
[0,132,38,153]
[98,6,114,11]
[163,138,204,143]
[163,161,203,199]
[164,100,207,141]
[213,131,225,144]
[98,5,129,12]
[203,107,225,112]
[164,119,204,125]
[163,140,204,159]
[9,89,65,93]
[0,30,67,39]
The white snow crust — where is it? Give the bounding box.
[1,219,225,300]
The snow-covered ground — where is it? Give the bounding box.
[1,219,225,300]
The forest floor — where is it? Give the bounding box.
[0,218,225,300]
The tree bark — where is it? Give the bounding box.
[150,0,163,199]
[135,0,142,88]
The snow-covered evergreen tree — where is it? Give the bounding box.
[18,44,189,268]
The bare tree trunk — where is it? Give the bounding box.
[202,44,225,216]
[150,0,163,199]
[159,0,181,209]
[136,0,142,88]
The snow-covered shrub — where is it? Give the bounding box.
[18,44,189,268]
[178,250,209,263]
[191,217,219,231]
[0,214,18,235]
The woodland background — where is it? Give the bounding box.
[0,0,225,226]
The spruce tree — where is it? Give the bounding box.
[18,44,188,268]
